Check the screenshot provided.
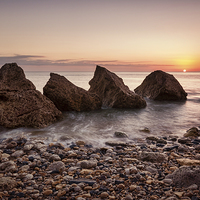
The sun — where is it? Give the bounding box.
[183,69,186,72]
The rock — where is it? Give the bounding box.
[178,138,191,144]
[43,190,53,196]
[79,160,97,169]
[6,141,17,149]
[0,161,17,172]
[184,127,200,137]
[171,166,200,187]
[100,192,109,198]
[187,184,198,190]
[105,141,128,147]
[134,70,187,101]
[0,177,17,190]
[114,131,128,138]
[138,151,167,163]
[0,63,62,128]
[140,127,150,133]
[48,161,65,173]
[89,65,146,108]
[49,154,61,161]
[11,150,24,158]
[43,73,101,111]
[145,166,158,174]
[177,158,200,166]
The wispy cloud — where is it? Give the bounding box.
[0,54,174,71]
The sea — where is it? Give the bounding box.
[1,71,200,147]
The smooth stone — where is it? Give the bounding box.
[49,154,61,161]
[177,158,200,166]
[100,192,109,198]
[11,150,24,158]
[79,160,97,169]
[43,190,53,195]
[114,131,128,138]
[48,161,65,172]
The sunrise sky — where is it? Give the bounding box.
[0,0,200,72]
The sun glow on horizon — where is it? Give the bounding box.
[183,69,186,72]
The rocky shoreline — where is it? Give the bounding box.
[1,131,200,200]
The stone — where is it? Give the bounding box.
[0,177,17,190]
[178,138,191,144]
[0,161,17,172]
[100,192,109,198]
[114,131,128,138]
[0,63,62,128]
[134,70,187,101]
[49,154,61,161]
[24,174,33,180]
[6,141,17,149]
[79,160,97,169]
[187,184,198,190]
[138,151,167,163]
[125,194,133,200]
[57,190,66,197]
[89,65,146,108]
[177,158,200,166]
[11,150,24,158]
[43,190,53,195]
[23,143,34,151]
[171,166,200,187]
[184,127,200,137]
[48,161,65,173]
[43,73,101,111]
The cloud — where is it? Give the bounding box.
[0,54,174,71]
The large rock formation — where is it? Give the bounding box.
[88,65,146,108]
[0,63,62,128]
[43,73,101,111]
[134,70,187,101]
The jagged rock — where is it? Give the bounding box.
[134,70,187,101]
[89,65,146,108]
[43,73,101,111]
[0,63,62,128]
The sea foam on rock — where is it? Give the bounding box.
[134,70,187,101]
[43,73,101,111]
[89,65,146,108]
[0,63,62,128]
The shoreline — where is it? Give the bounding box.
[1,134,200,200]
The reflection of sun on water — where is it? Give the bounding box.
[183,69,186,72]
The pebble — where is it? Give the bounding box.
[0,132,200,199]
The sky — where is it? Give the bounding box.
[0,0,200,72]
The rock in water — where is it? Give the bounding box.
[0,63,62,128]
[43,73,101,111]
[134,70,187,101]
[89,65,146,108]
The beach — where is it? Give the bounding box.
[1,132,200,200]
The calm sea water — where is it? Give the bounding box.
[1,71,200,147]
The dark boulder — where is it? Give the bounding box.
[88,65,146,108]
[0,63,62,128]
[43,73,101,111]
[134,70,187,101]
